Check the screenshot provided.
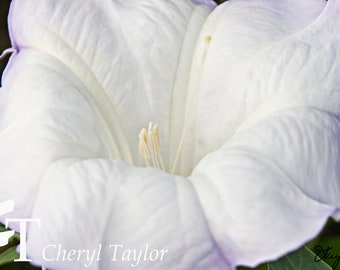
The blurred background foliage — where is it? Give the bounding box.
[0,0,339,269]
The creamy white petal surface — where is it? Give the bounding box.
[192,0,340,164]
[28,159,229,270]
[191,108,340,267]
[0,0,213,218]
[5,0,214,167]
[0,0,340,269]
[189,0,340,266]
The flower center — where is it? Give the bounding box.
[138,122,165,171]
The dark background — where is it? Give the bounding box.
[0,0,11,86]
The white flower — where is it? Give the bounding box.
[0,0,340,269]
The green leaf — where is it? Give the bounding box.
[0,246,19,266]
[0,222,20,241]
[268,246,332,270]
[0,223,8,233]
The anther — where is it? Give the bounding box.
[139,128,150,167]
[152,124,165,170]
[153,124,160,150]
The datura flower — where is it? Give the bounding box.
[0,0,340,269]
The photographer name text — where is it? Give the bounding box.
[43,244,168,268]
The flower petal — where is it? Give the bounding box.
[0,0,214,218]
[0,50,114,222]
[190,107,340,267]
[6,0,213,167]
[27,159,230,270]
[187,0,340,164]
[185,0,340,267]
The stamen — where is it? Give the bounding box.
[153,124,165,170]
[138,122,165,171]
[147,122,158,168]
[153,124,160,148]
[139,128,151,167]
[0,48,17,60]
